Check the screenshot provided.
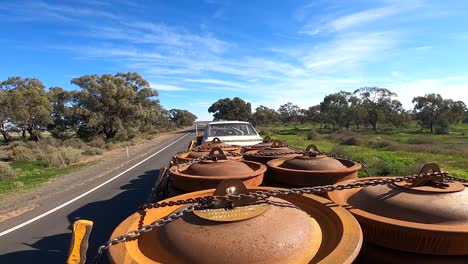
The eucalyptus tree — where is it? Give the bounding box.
[0,77,52,141]
[278,102,301,124]
[252,105,281,126]
[353,87,400,131]
[47,87,77,139]
[208,97,252,121]
[71,72,161,140]
[0,88,12,142]
[413,94,466,133]
[169,109,197,127]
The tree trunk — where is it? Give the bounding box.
[21,129,27,141]
[27,127,41,141]
[0,129,12,142]
[332,122,336,131]
[370,121,377,131]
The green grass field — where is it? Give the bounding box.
[257,123,468,179]
[0,161,88,197]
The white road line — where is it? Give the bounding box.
[0,132,191,237]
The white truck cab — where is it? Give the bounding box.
[202,121,263,146]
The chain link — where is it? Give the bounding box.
[446,175,468,183]
[92,169,467,263]
[243,149,370,175]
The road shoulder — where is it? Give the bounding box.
[0,131,190,222]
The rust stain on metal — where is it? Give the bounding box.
[328,166,468,255]
[266,145,361,187]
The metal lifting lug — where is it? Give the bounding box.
[411,163,449,188]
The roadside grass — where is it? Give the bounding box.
[0,161,88,197]
[258,123,468,179]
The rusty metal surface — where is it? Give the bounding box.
[108,187,363,264]
[242,136,274,152]
[267,156,360,187]
[328,177,468,255]
[175,138,242,164]
[170,149,266,192]
[198,137,242,152]
[280,155,347,171]
[356,242,468,264]
[243,140,300,164]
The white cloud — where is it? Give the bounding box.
[415,46,432,51]
[390,77,468,109]
[0,1,119,22]
[300,1,422,35]
[330,7,399,31]
[183,78,248,89]
[150,83,188,91]
[302,32,398,72]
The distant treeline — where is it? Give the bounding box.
[0,73,197,142]
[208,87,467,134]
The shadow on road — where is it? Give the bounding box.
[0,169,159,264]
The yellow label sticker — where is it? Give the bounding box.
[193,204,269,222]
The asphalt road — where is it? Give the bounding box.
[0,131,195,263]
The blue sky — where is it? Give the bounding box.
[1,0,467,120]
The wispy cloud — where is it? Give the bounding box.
[300,1,422,35]
[301,31,398,72]
[183,78,248,89]
[415,45,432,51]
[150,83,188,91]
[0,1,119,22]
[390,76,468,109]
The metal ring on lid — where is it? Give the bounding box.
[108,187,363,264]
[266,145,361,187]
[170,153,266,192]
[328,164,468,255]
[243,140,300,165]
[242,136,275,152]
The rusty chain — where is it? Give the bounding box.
[243,149,370,175]
[92,169,468,263]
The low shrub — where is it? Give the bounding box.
[60,147,82,165]
[258,128,271,135]
[11,145,45,161]
[0,162,16,180]
[42,152,65,167]
[63,138,87,149]
[367,139,393,149]
[307,130,320,140]
[364,157,397,176]
[340,136,364,146]
[12,181,24,189]
[407,137,435,144]
[82,147,104,156]
[0,148,10,161]
[435,119,449,134]
[42,146,82,167]
[89,137,106,149]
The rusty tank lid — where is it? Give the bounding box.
[109,180,363,264]
[184,159,253,176]
[198,137,241,152]
[171,148,266,192]
[243,136,274,151]
[280,145,346,171]
[245,140,298,156]
[257,140,297,154]
[328,163,468,255]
